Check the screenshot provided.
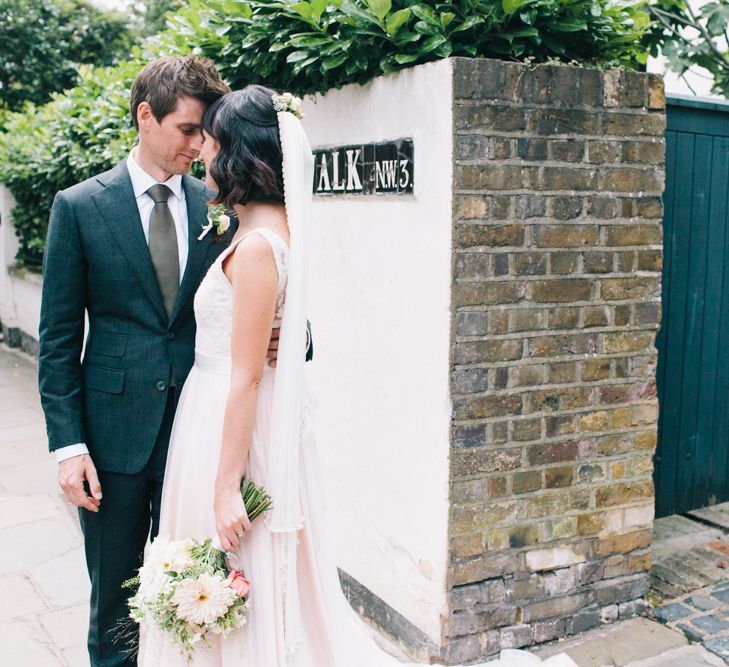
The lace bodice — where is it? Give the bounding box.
[194,227,289,359]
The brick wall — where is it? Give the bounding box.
[446,58,665,663]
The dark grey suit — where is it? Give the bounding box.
[39,161,234,666]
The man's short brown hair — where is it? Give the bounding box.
[130,56,230,130]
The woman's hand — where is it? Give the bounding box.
[214,483,253,552]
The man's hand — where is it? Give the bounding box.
[58,454,102,512]
[266,326,311,367]
[267,327,280,368]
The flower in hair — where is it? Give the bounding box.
[272,92,304,119]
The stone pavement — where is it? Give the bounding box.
[0,346,90,666]
[654,581,729,662]
[536,617,725,666]
[650,514,729,600]
[0,342,726,667]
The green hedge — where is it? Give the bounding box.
[0,0,133,117]
[0,0,651,268]
[171,0,650,94]
[0,63,140,267]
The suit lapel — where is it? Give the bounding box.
[168,175,212,326]
[91,162,168,324]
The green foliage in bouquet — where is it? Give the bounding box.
[241,477,274,521]
[168,0,652,95]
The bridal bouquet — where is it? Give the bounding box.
[123,479,272,661]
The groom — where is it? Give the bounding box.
[38,56,307,666]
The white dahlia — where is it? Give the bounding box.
[172,574,237,625]
[148,536,195,574]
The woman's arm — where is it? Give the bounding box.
[214,234,279,551]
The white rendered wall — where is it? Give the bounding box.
[0,184,20,331]
[302,59,453,644]
[10,271,42,340]
[0,185,43,341]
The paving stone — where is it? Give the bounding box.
[626,644,727,667]
[29,547,89,607]
[0,618,63,666]
[0,493,60,529]
[0,574,47,621]
[0,459,58,496]
[655,602,692,623]
[688,503,729,531]
[677,622,706,643]
[0,423,47,445]
[62,644,90,667]
[0,436,50,468]
[39,603,89,650]
[688,595,725,612]
[711,588,729,605]
[0,518,80,574]
[690,613,729,634]
[536,618,687,666]
[0,405,46,428]
[703,636,729,661]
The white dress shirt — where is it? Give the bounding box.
[55,150,190,463]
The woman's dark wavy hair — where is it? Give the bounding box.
[202,85,284,208]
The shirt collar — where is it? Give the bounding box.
[127,148,184,202]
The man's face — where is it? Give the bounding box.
[137,96,207,176]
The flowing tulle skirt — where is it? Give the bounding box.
[141,355,577,667]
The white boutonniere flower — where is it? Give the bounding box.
[198,204,231,241]
[272,92,304,119]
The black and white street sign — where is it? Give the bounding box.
[313,139,414,196]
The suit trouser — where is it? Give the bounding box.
[79,388,177,667]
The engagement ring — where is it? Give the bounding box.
[235,530,245,537]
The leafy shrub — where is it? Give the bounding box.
[0,0,133,117]
[169,0,651,94]
[0,63,140,267]
[645,0,729,98]
[1,0,652,267]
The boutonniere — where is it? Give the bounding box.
[198,204,231,241]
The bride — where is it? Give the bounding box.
[142,85,577,667]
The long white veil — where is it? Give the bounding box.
[264,109,314,654]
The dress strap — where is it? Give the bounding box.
[241,227,289,288]
[220,228,289,311]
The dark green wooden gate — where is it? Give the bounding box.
[655,95,729,518]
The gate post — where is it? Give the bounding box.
[305,58,665,663]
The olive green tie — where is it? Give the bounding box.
[147,184,179,318]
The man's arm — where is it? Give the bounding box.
[39,191,87,448]
[39,191,101,512]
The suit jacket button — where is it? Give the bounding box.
[166,332,175,340]
[157,381,167,392]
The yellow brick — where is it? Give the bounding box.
[581,411,609,432]
[612,407,632,428]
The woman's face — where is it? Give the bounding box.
[199,129,221,190]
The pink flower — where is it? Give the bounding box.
[228,570,250,598]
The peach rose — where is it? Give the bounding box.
[228,570,250,598]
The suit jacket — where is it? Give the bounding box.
[38,161,236,474]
